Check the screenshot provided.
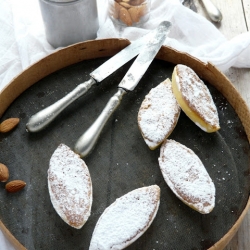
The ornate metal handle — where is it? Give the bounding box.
[74,88,127,158]
[26,78,96,132]
[201,0,222,22]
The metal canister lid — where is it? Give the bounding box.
[44,0,79,3]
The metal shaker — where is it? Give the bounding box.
[39,0,99,48]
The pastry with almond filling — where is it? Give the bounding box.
[158,139,215,214]
[89,185,160,249]
[48,143,92,229]
[172,64,220,132]
[138,78,181,150]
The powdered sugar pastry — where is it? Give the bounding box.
[138,78,181,149]
[48,143,92,229]
[174,64,220,132]
[89,185,160,250]
[158,139,215,214]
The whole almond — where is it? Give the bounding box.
[129,0,144,6]
[128,6,141,23]
[5,180,26,193]
[127,3,147,23]
[0,163,9,182]
[113,1,122,19]
[119,7,133,26]
[137,3,147,18]
[0,118,20,133]
[119,2,132,8]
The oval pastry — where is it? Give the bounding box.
[89,185,160,250]
[48,143,92,229]
[158,139,215,214]
[138,78,181,149]
[172,64,220,132]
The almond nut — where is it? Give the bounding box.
[0,163,9,182]
[128,6,141,23]
[113,1,122,19]
[129,0,144,6]
[5,180,26,193]
[119,7,133,26]
[137,3,147,18]
[119,2,132,8]
[0,118,20,133]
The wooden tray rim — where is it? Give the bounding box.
[0,38,249,250]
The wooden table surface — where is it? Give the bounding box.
[192,0,250,249]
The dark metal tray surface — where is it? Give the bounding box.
[0,58,249,250]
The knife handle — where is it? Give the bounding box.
[26,78,96,132]
[74,88,127,158]
[201,0,222,22]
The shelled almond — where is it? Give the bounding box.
[0,118,20,133]
[5,180,26,193]
[0,117,25,194]
[0,163,9,182]
[109,0,150,26]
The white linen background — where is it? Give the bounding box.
[0,0,250,249]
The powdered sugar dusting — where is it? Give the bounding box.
[176,64,220,129]
[158,140,215,214]
[138,79,181,149]
[89,185,160,250]
[48,144,92,229]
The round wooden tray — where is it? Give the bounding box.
[0,39,250,250]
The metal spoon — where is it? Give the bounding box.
[200,0,222,22]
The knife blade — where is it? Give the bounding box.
[75,21,172,158]
[26,30,159,133]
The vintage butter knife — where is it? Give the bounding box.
[200,0,222,22]
[26,27,166,133]
[75,21,172,158]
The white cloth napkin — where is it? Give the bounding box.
[0,0,250,249]
[97,0,250,72]
[1,0,250,93]
[0,0,54,91]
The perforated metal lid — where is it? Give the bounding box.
[43,0,80,3]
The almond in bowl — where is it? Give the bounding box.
[108,0,150,26]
